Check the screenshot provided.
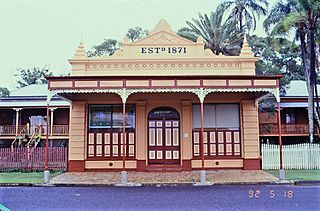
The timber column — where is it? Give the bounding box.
[68,101,86,172]
[136,101,147,171]
[181,101,192,170]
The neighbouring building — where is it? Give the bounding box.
[0,84,70,147]
[259,80,320,144]
[45,20,281,172]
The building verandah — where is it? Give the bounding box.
[46,77,280,172]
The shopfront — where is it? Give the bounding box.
[47,19,280,172]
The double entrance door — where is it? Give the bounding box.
[147,107,180,165]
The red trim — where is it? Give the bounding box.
[68,160,85,172]
[46,75,283,80]
[85,168,136,172]
[277,102,283,170]
[192,167,242,170]
[136,160,147,171]
[243,158,261,170]
[182,160,192,171]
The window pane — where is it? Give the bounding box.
[113,105,136,128]
[216,104,239,129]
[89,106,112,128]
[112,105,123,128]
[192,105,201,128]
[204,104,215,128]
[192,104,215,128]
[126,105,135,128]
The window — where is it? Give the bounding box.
[88,104,136,159]
[192,103,241,158]
[89,105,135,129]
[192,104,239,129]
[89,105,112,128]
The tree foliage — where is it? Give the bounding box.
[15,66,53,88]
[249,35,304,94]
[87,39,120,57]
[126,27,149,42]
[178,10,243,55]
[218,0,269,33]
[0,87,10,97]
[87,27,149,57]
[264,0,320,143]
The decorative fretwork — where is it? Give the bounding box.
[48,87,280,103]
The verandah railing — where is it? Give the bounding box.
[0,147,67,171]
[259,123,311,135]
[0,125,69,136]
[261,143,320,170]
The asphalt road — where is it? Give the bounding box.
[0,185,319,211]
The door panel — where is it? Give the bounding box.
[148,119,180,165]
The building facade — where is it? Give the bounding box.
[47,20,280,172]
[0,84,69,148]
[259,80,319,144]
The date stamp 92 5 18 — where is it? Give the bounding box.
[248,189,294,199]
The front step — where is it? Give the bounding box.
[145,165,183,172]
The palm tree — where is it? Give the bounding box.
[178,10,243,55]
[218,0,269,33]
[264,0,320,143]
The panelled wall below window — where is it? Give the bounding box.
[192,104,241,158]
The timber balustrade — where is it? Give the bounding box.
[0,125,69,136]
[259,123,314,135]
[87,131,135,159]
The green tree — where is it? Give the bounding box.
[0,87,10,97]
[15,66,53,88]
[126,27,149,42]
[87,27,149,57]
[249,35,304,94]
[178,10,243,55]
[264,0,320,143]
[218,0,268,33]
[87,39,120,57]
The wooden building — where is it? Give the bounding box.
[0,84,69,147]
[47,20,281,172]
[259,80,319,144]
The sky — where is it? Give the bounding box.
[0,0,277,90]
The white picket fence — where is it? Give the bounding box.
[261,143,320,170]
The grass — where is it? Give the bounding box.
[0,171,63,183]
[265,170,320,181]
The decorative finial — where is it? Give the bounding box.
[196,36,204,44]
[73,38,87,59]
[240,34,254,57]
[151,19,172,34]
[123,36,129,44]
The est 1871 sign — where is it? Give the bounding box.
[141,47,187,54]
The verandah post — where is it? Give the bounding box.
[194,88,212,186]
[277,101,285,181]
[44,93,52,184]
[122,102,126,169]
[200,102,205,169]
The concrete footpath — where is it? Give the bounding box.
[50,170,279,186]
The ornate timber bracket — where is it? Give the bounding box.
[50,87,279,103]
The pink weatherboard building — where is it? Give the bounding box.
[44,20,281,172]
